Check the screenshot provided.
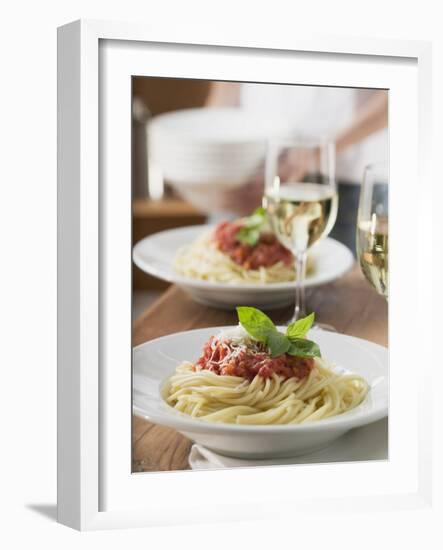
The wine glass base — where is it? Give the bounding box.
[311,322,337,333]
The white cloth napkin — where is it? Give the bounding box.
[189,444,304,470]
[188,418,388,470]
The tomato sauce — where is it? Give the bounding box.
[194,336,314,381]
[213,220,293,269]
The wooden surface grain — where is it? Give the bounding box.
[132,265,388,472]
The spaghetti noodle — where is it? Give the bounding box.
[174,230,314,284]
[164,324,368,425]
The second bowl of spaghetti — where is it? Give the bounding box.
[133,221,354,310]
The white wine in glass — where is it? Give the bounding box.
[264,139,338,323]
[266,183,338,254]
[356,162,389,299]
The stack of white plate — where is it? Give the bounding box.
[148,107,294,211]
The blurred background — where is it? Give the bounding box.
[132,77,388,317]
[132,78,210,315]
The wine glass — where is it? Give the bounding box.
[356,162,389,299]
[264,138,338,323]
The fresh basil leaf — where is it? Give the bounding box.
[267,331,291,358]
[286,312,315,340]
[237,306,321,359]
[287,338,321,358]
[243,207,266,228]
[235,207,266,245]
[236,227,260,246]
[236,306,276,343]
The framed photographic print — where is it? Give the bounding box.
[57,19,433,530]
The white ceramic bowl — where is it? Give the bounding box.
[132,225,355,310]
[133,328,388,459]
[148,107,294,186]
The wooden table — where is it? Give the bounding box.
[132,265,388,472]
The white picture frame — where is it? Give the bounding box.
[57,19,433,531]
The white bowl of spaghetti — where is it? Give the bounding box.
[133,223,354,310]
[133,309,388,459]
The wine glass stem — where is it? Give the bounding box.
[292,250,307,323]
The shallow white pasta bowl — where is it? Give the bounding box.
[132,225,354,310]
[133,327,388,459]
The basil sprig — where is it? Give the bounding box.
[236,207,266,246]
[236,307,320,359]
